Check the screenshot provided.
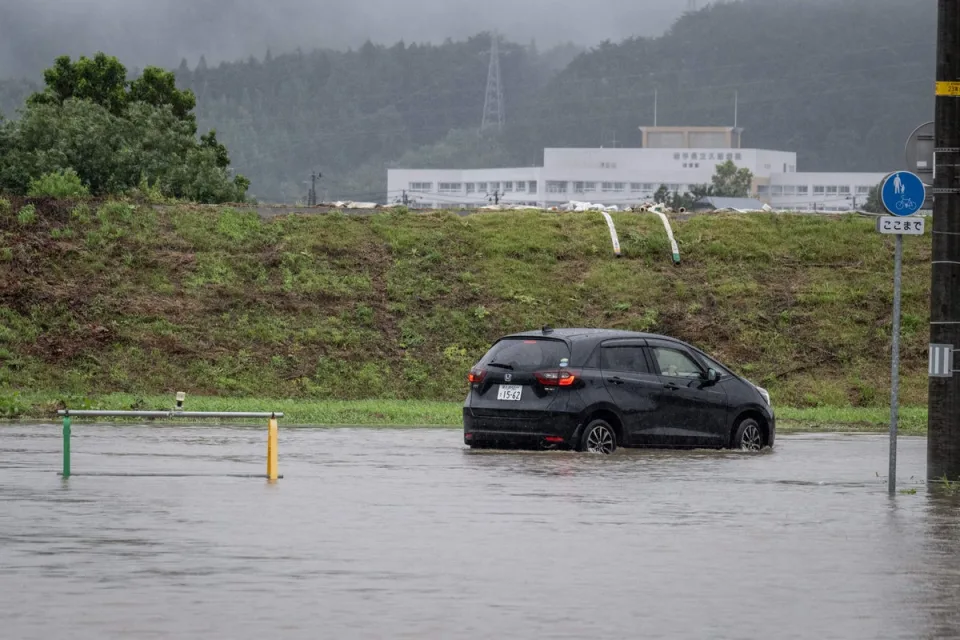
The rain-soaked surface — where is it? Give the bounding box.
[2,424,960,639]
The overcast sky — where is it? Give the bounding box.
[0,0,703,79]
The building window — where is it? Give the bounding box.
[694,163,700,168]
[826,186,838,195]
[838,186,851,195]
[682,163,687,168]
[630,183,645,192]
[600,182,625,193]
[735,153,742,161]
[572,181,597,193]
[438,182,462,194]
[528,181,538,194]
[783,186,796,195]
[700,153,706,160]
[515,181,526,192]
[668,184,680,192]
[770,186,783,196]
[813,186,826,195]
[682,153,689,160]
[409,182,431,192]
[476,182,487,192]
[489,182,500,192]
[674,153,681,160]
[798,186,809,195]
[642,183,655,191]
[856,185,871,195]
[503,181,513,192]
[758,185,770,195]
[465,183,476,194]
[726,153,733,161]
[546,181,568,194]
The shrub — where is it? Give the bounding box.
[27,168,90,198]
[17,204,37,226]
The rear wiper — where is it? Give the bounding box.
[487,362,514,370]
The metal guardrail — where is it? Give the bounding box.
[57,395,282,481]
[58,410,282,418]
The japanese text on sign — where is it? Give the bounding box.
[877,216,925,235]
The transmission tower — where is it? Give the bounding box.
[481,32,504,133]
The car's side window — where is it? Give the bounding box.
[697,352,731,378]
[652,347,703,379]
[601,347,649,374]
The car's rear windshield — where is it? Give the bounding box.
[478,338,571,372]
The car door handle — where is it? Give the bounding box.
[664,382,680,391]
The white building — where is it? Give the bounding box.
[386,126,887,211]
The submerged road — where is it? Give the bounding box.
[1,425,958,639]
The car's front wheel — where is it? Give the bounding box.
[580,419,617,455]
[733,418,764,451]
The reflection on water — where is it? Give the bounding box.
[1,425,958,639]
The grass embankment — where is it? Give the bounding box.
[0,198,931,432]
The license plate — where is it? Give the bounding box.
[497,385,523,401]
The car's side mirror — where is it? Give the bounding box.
[705,368,719,383]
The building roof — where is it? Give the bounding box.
[694,196,767,211]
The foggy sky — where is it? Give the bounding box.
[0,0,698,79]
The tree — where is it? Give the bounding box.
[653,184,670,204]
[0,98,248,203]
[1,54,247,203]
[128,66,197,124]
[28,53,128,116]
[863,182,884,213]
[710,160,753,197]
[28,54,197,127]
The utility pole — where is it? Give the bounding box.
[929,0,960,481]
[307,171,321,206]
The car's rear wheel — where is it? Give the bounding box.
[733,418,764,451]
[580,419,617,455]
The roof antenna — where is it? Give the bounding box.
[542,324,553,334]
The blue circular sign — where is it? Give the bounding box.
[881,171,925,216]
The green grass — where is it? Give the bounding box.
[0,202,934,411]
[2,392,929,435]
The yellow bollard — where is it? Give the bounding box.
[267,417,279,481]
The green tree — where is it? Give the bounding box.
[0,98,248,203]
[710,160,753,197]
[863,182,884,213]
[2,54,247,203]
[653,184,670,204]
[28,53,129,116]
[128,66,197,124]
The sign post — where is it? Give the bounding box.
[878,171,926,495]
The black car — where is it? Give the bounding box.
[463,327,774,454]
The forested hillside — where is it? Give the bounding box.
[0,0,935,203]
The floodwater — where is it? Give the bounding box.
[2,425,960,640]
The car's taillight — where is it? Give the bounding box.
[535,369,579,387]
[468,368,487,384]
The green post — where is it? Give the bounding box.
[62,414,71,478]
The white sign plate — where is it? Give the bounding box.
[877,216,925,235]
[930,344,954,378]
